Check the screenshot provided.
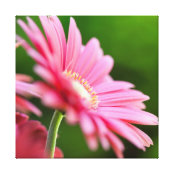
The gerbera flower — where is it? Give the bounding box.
[16,112,63,158]
[16,74,41,116]
[17,16,158,157]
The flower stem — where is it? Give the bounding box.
[45,110,64,158]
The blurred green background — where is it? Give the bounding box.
[16,16,158,158]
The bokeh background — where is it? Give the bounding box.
[16,16,158,158]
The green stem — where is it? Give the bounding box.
[45,110,64,158]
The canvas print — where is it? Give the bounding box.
[16,16,158,158]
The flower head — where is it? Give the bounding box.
[17,16,158,157]
[16,112,63,158]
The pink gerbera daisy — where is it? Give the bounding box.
[17,16,158,157]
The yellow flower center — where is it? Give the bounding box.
[64,70,98,109]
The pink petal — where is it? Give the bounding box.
[27,16,43,33]
[93,75,114,86]
[86,55,114,86]
[65,17,82,71]
[34,65,55,85]
[16,35,47,67]
[105,118,146,150]
[128,124,153,147]
[39,16,64,71]
[98,89,149,107]
[16,74,33,82]
[98,107,158,125]
[124,101,146,110]
[18,18,53,67]
[80,112,96,135]
[49,16,67,70]
[16,81,39,98]
[74,38,102,77]
[99,135,110,150]
[66,108,79,125]
[106,131,124,158]
[16,95,42,116]
[94,81,135,94]
[93,117,110,150]
[85,134,98,151]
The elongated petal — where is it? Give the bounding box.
[16,81,39,98]
[94,81,134,94]
[74,38,102,77]
[34,65,55,85]
[66,107,79,125]
[49,16,67,70]
[16,95,42,116]
[99,89,149,101]
[127,124,153,147]
[93,117,110,150]
[80,113,95,135]
[86,55,114,85]
[85,134,98,151]
[16,35,48,67]
[98,89,149,107]
[39,16,64,71]
[105,118,146,150]
[18,18,52,61]
[16,74,33,82]
[98,107,158,125]
[106,131,124,158]
[124,101,146,110]
[65,17,82,71]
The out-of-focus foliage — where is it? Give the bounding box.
[16,16,158,158]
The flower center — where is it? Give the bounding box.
[64,70,98,109]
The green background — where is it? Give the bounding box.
[16,16,158,158]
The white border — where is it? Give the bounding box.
[1,0,174,173]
